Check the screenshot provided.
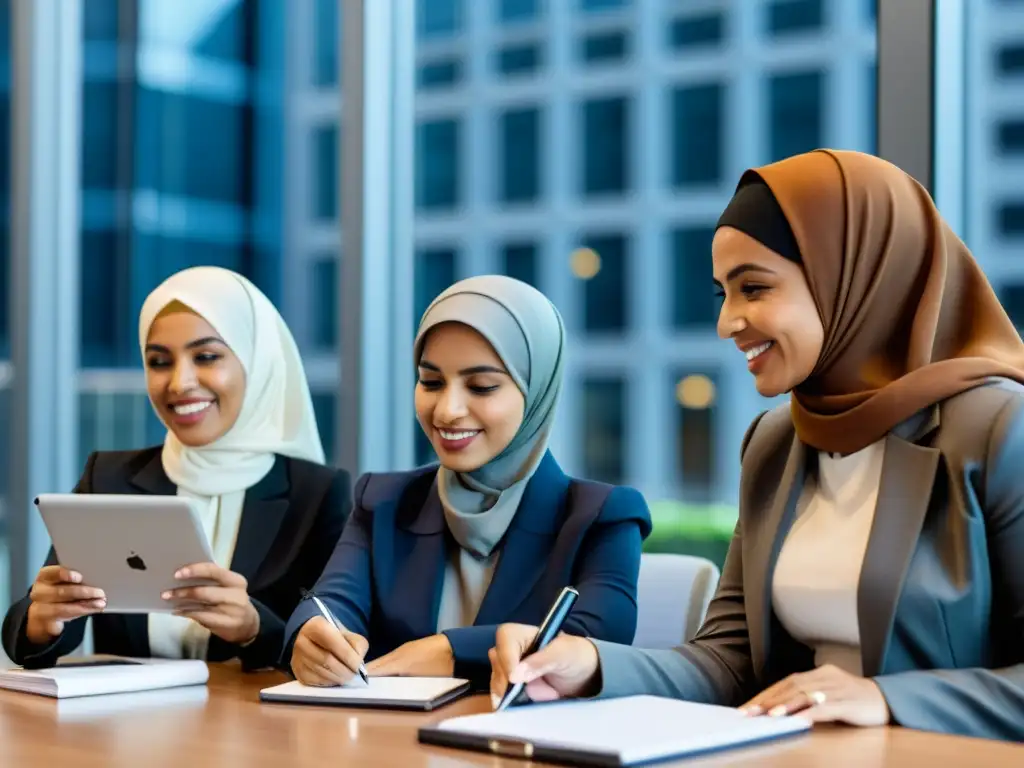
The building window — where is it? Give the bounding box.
[674,372,718,502]
[579,233,627,333]
[82,83,119,188]
[499,107,541,204]
[668,13,725,52]
[311,257,337,350]
[582,96,630,196]
[581,377,626,484]
[997,120,1024,155]
[80,232,126,368]
[418,59,463,90]
[84,0,120,41]
[670,227,716,329]
[997,44,1024,76]
[312,124,338,221]
[496,43,542,77]
[418,0,461,40]
[579,0,628,13]
[313,0,339,87]
[501,243,538,288]
[416,119,461,211]
[866,62,877,155]
[670,83,724,187]
[998,202,1024,237]
[581,30,630,64]
[766,0,824,37]
[499,0,540,23]
[768,70,824,162]
[311,392,337,463]
[1001,285,1024,330]
[415,247,458,328]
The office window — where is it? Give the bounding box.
[82,82,119,189]
[501,243,538,288]
[416,119,461,211]
[499,0,540,23]
[499,107,541,204]
[311,257,337,350]
[581,31,630,64]
[313,0,339,87]
[581,378,626,484]
[418,59,463,90]
[766,0,824,36]
[419,0,461,39]
[496,44,542,77]
[670,83,724,187]
[997,44,1024,76]
[582,96,630,196]
[140,0,249,64]
[998,120,1024,155]
[998,202,1024,237]
[312,124,338,221]
[84,0,120,41]
[768,70,824,162]
[80,232,126,368]
[670,227,716,328]
[866,63,877,155]
[668,13,725,52]
[865,0,877,22]
[415,247,458,327]
[311,392,337,463]
[674,372,718,502]
[1001,285,1024,330]
[581,233,627,332]
[580,0,628,13]
[134,88,252,204]
[78,392,150,469]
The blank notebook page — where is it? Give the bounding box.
[262,677,465,702]
[435,695,810,764]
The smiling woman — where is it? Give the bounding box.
[2,266,352,672]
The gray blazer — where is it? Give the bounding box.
[593,378,1024,741]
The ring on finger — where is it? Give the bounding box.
[805,690,827,706]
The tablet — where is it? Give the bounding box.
[34,494,217,613]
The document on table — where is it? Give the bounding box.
[418,695,811,766]
[260,675,471,712]
[0,656,209,699]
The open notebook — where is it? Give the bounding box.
[260,676,470,712]
[0,657,209,699]
[419,695,811,766]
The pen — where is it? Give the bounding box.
[495,585,579,712]
[301,588,369,685]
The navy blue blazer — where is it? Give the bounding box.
[283,451,652,685]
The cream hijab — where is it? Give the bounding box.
[138,266,324,658]
[414,276,566,559]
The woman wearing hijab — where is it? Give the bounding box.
[488,150,1024,741]
[285,275,652,688]
[2,266,350,670]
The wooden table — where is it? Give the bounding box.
[0,664,1019,767]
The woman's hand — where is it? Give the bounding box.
[291,617,369,687]
[162,563,260,645]
[487,623,601,708]
[25,566,107,644]
[365,634,455,677]
[740,664,891,727]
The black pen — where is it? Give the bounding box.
[301,588,369,685]
[495,586,579,712]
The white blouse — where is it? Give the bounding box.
[771,440,886,676]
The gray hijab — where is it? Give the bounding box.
[413,275,566,558]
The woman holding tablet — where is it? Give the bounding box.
[285,275,652,688]
[2,266,350,670]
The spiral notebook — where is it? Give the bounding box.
[418,695,811,766]
[259,676,471,711]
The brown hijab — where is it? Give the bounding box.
[746,149,1024,454]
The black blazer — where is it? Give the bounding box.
[2,447,351,671]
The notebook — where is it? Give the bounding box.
[259,676,471,711]
[0,656,209,699]
[418,695,811,766]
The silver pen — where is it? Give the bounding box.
[302,588,369,685]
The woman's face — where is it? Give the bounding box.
[713,227,824,397]
[415,323,526,472]
[145,309,246,447]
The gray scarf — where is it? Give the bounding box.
[414,276,565,557]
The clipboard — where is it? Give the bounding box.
[418,695,811,766]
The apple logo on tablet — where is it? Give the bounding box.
[126,552,147,571]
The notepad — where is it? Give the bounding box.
[259,676,471,711]
[418,695,811,766]
[0,656,209,699]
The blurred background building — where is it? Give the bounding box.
[0,0,1022,654]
